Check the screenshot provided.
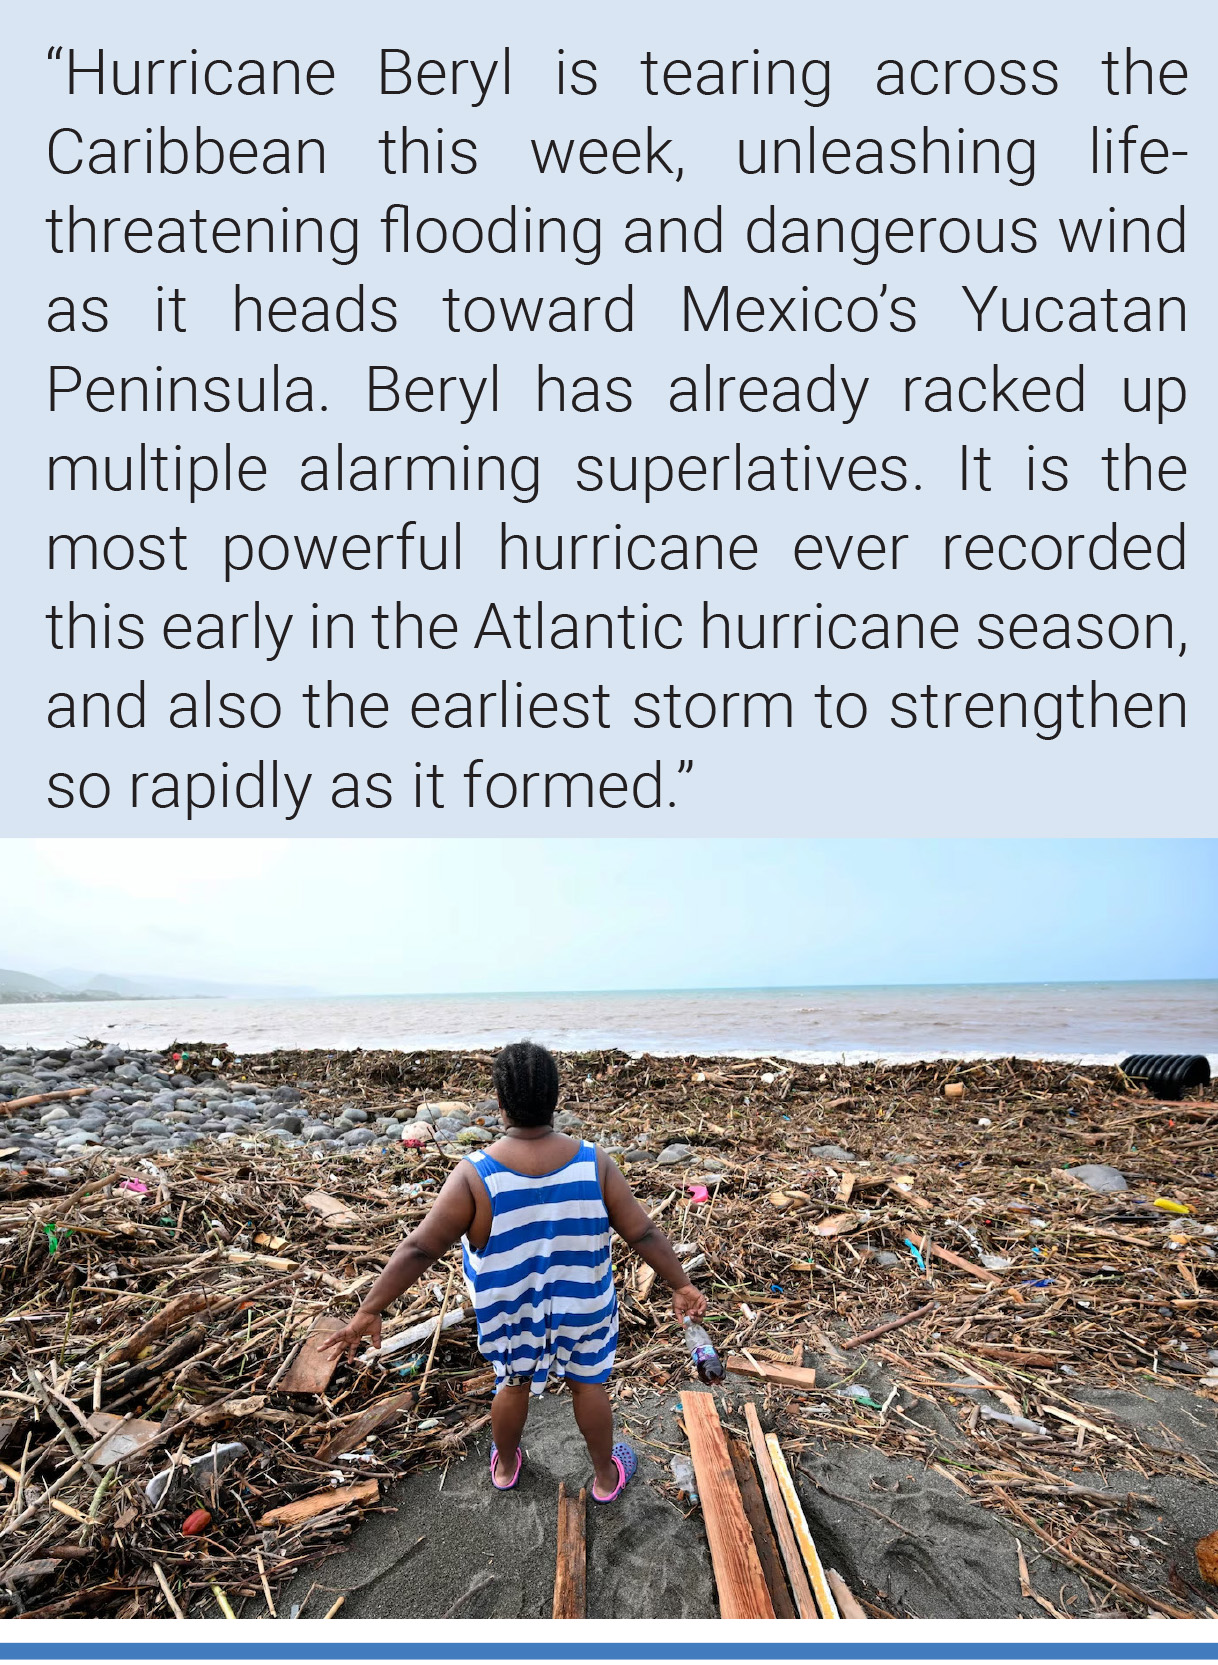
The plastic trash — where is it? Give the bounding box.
[1153,1197,1191,1215]
[686,1185,710,1203]
[980,1255,1014,1271]
[181,1508,212,1536]
[1064,1164,1127,1194]
[980,1407,1051,1436]
[904,1238,927,1271]
[681,1316,725,1384]
[670,1454,698,1502]
[834,1384,883,1408]
[147,1441,248,1507]
[1120,1053,1210,1101]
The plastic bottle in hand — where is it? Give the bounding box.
[682,1316,725,1384]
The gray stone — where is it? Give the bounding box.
[1065,1164,1127,1194]
[555,1110,584,1130]
[622,1148,651,1164]
[271,1114,304,1135]
[457,1125,493,1145]
[811,1144,856,1164]
[343,1127,377,1147]
[129,1118,170,1137]
[339,1105,370,1125]
[655,1143,693,1166]
[272,1085,303,1103]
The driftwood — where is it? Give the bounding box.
[681,1391,774,1619]
[743,1401,817,1619]
[552,1481,587,1619]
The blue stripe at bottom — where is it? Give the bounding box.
[0,1646,1213,1660]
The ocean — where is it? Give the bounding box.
[0,980,1213,1065]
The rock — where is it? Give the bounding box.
[457,1126,492,1145]
[342,1127,377,1147]
[555,1110,584,1130]
[869,1250,903,1268]
[338,1105,370,1125]
[272,1085,303,1103]
[393,1105,416,1121]
[622,1149,652,1164]
[271,1114,304,1135]
[810,1144,855,1163]
[886,1152,920,1167]
[1065,1164,1127,1194]
[655,1143,693,1166]
[400,1122,435,1145]
[129,1118,170,1137]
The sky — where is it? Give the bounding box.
[0,838,1214,995]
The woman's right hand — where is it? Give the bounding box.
[319,1308,383,1359]
[672,1283,707,1320]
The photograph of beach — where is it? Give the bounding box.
[0,837,1214,1620]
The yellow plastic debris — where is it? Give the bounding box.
[1153,1197,1191,1215]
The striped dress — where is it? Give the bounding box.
[461,1140,619,1395]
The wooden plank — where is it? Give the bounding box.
[765,1434,839,1619]
[279,1315,345,1394]
[258,1478,378,1527]
[681,1391,775,1620]
[827,1568,867,1620]
[729,1439,796,1619]
[727,1357,818,1389]
[552,1480,587,1619]
[743,1402,818,1620]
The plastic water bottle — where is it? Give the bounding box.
[682,1317,725,1384]
[670,1454,698,1503]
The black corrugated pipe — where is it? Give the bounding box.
[1119,1053,1211,1101]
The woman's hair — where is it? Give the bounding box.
[493,1040,560,1127]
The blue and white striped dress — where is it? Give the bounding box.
[461,1140,619,1395]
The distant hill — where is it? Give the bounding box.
[0,968,66,996]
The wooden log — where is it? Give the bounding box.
[0,1087,92,1114]
[681,1391,775,1619]
[764,1434,839,1620]
[729,1439,795,1619]
[727,1357,818,1389]
[742,1402,817,1619]
[258,1479,378,1528]
[552,1481,587,1619]
[279,1315,346,1394]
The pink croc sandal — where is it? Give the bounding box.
[591,1442,637,1503]
[489,1443,524,1491]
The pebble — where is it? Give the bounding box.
[656,1143,693,1166]
[810,1143,856,1163]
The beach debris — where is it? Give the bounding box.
[944,1082,965,1100]
[258,1478,379,1528]
[0,1041,1213,1618]
[669,1453,698,1502]
[1064,1163,1128,1193]
[279,1316,345,1394]
[727,1437,795,1617]
[552,1481,587,1619]
[743,1401,817,1618]
[303,1190,359,1228]
[681,1391,775,1619]
[765,1429,840,1618]
[146,1442,249,1508]
[181,1509,212,1536]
